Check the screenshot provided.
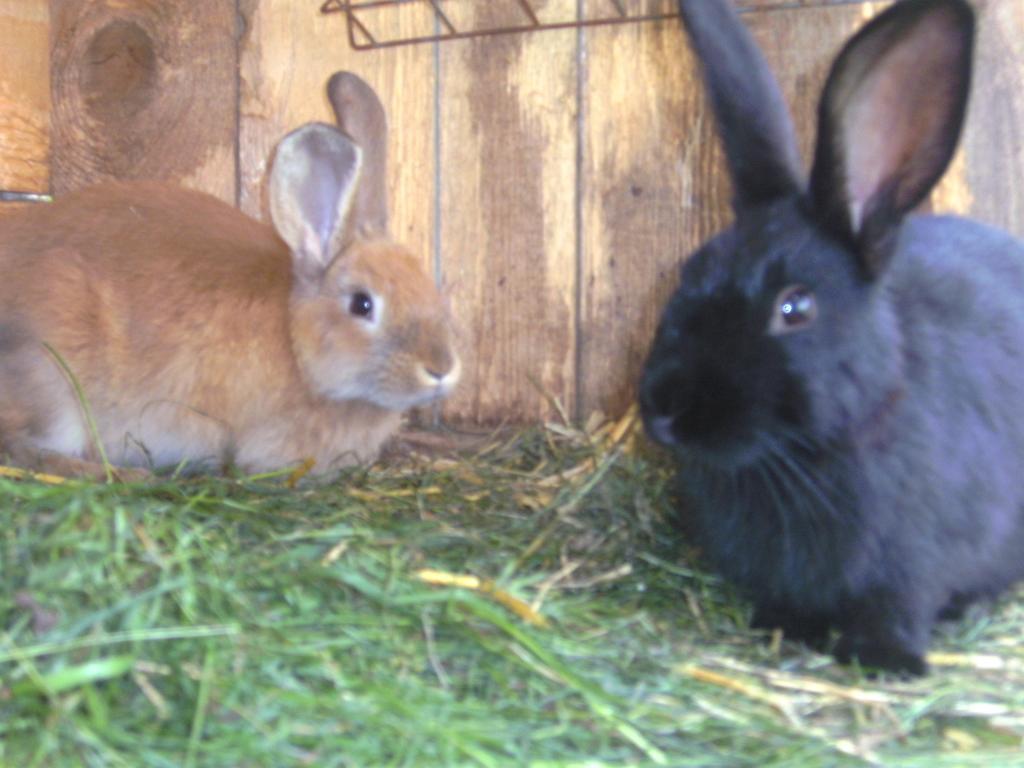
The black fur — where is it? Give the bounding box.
[809,0,975,273]
[641,0,1024,675]
[676,0,803,206]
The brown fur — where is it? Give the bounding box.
[0,181,457,477]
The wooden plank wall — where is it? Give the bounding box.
[49,0,238,201]
[0,0,49,198]
[2,0,1023,425]
[439,2,579,424]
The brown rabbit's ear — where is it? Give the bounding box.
[269,123,362,280]
[327,71,389,238]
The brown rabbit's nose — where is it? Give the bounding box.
[421,348,460,387]
[425,366,448,381]
[425,355,455,381]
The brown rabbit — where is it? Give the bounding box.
[0,72,459,479]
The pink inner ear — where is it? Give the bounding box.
[841,11,968,231]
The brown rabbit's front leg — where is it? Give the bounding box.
[234,399,402,476]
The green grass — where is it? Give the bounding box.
[1,421,1022,767]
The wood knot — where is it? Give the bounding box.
[50,1,237,200]
[81,20,158,123]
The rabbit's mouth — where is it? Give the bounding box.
[369,370,460,411]
[640,348,811,470]
[641,359,755,452]
[643,412,767,470]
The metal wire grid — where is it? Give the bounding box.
[320,0,876,50]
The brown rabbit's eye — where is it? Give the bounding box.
[769,285,817,335]
[349,292,374,319]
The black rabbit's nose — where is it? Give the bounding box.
[640,365,685,445]
[647,415,677,446]
[641,367,680,417]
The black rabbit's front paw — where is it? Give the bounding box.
[834,632,927,676]
[751,603,831,650]
[937,590,987,622]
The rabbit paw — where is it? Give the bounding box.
[834,632,927,677]
[751,603,832,650]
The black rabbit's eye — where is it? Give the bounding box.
[349,292,374,319]
[769,285,817,335]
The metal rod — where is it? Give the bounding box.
[326,0,870,10]
[323,0,423,12]
[0,191,51,203]
[332,0,877,50]
[347,12,377,47]
[514,0,541,27]
[346,13,679,49]
[426,0,457,35]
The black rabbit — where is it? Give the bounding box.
[640,0,1024,675]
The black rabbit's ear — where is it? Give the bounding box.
[677,0,804,209]
[809,0,975,276]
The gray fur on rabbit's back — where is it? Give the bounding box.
[874,215,1024,570]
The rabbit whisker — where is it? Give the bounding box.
[769,438,843,525]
